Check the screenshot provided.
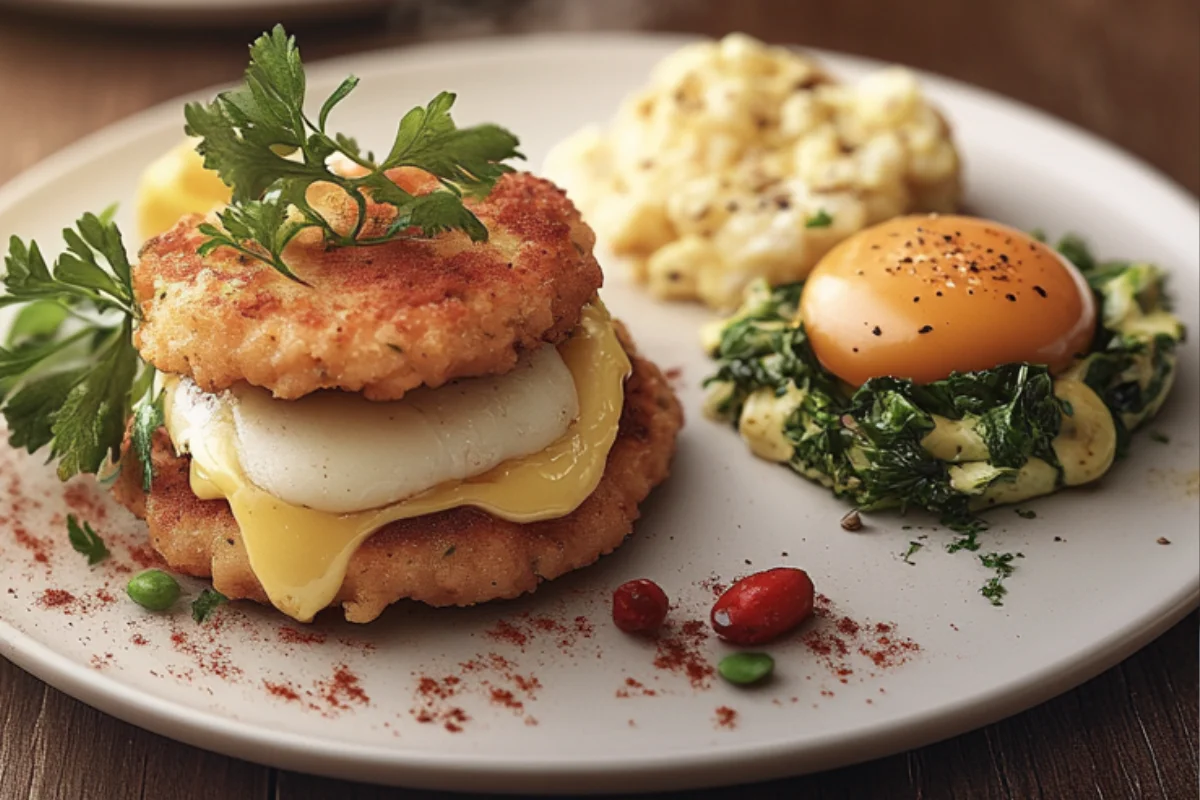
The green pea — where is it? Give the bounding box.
[718,652,775,686]
[126,569,181,611]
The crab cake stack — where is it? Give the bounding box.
[114,171,683,624]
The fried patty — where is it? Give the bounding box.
[133,172,603,400]
[112,327,683,623]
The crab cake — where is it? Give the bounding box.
[120,161,683,624]
[134,172,603,400]
[114,329,682,623]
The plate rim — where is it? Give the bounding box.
[0,31,1197,794]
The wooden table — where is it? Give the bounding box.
[1,2,1196,797]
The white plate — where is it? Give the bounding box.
[0,34,1196,795]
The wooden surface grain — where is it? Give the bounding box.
[0,1,1197,798]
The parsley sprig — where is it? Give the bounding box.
[1,211,154,481]
[67,514,109,566]
[185,25,523,281]
[191,588,229,623]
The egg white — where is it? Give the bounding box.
[166,346,579,514]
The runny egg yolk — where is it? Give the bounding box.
[799,215,1097,386]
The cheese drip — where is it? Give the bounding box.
[161,304,630,622]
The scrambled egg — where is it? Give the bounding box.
[545,34,962,308]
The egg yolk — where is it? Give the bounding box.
[799,215,1096,386]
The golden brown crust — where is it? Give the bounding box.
[112,327,683,623]
[132,172,603,400]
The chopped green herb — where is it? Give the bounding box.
[1150,431,1170,444]
[1014,508,1037,520]
[66,514,108,566]
[805,209,833,228]
[946,530,981,553]
[979,552,1023,606]
[192,588,229,623]
[901,541,923,565]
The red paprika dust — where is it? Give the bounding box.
[653,619,714,688]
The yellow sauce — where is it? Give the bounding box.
[163,304,630,622]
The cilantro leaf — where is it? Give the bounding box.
[67,514,109,566]
[185,24,523,280]
[192,588,229,623]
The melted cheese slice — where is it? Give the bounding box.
[161,304,630,622]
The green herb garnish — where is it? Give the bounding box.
[66,514,109,566]
[130,392,164,492]
[946,529,982,553]
[1150,431,1170,444]
[1,211,155,482]
[185,25,523,281]
[901,541,923,565]
[191,588,229,623]
[1014,508,1037,519]
[979,551,1023,606]
[805,209,833,228]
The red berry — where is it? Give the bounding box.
[612,579,670,634]
[710,567,815,645]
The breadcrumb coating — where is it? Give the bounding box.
[133,172,603,400]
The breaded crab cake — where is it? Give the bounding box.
[134,173,603,400]
[114,327,682,623]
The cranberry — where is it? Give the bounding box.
[711,567,814,645]
[612,579,669,634]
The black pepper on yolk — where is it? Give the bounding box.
[800,215,1097,386]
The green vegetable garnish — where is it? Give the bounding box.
[1014,508,1037,520]
[186,25,523,281]
[130,392,164,492]
[191,588,229,623]
[947,529,981,553]
[717,652,775,685]
[66,514,109,566]
[1,210,155,483]
[901,541,923,565]
[979,552,1023,606]
[805,209,833,229]
[127,569,181,611]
